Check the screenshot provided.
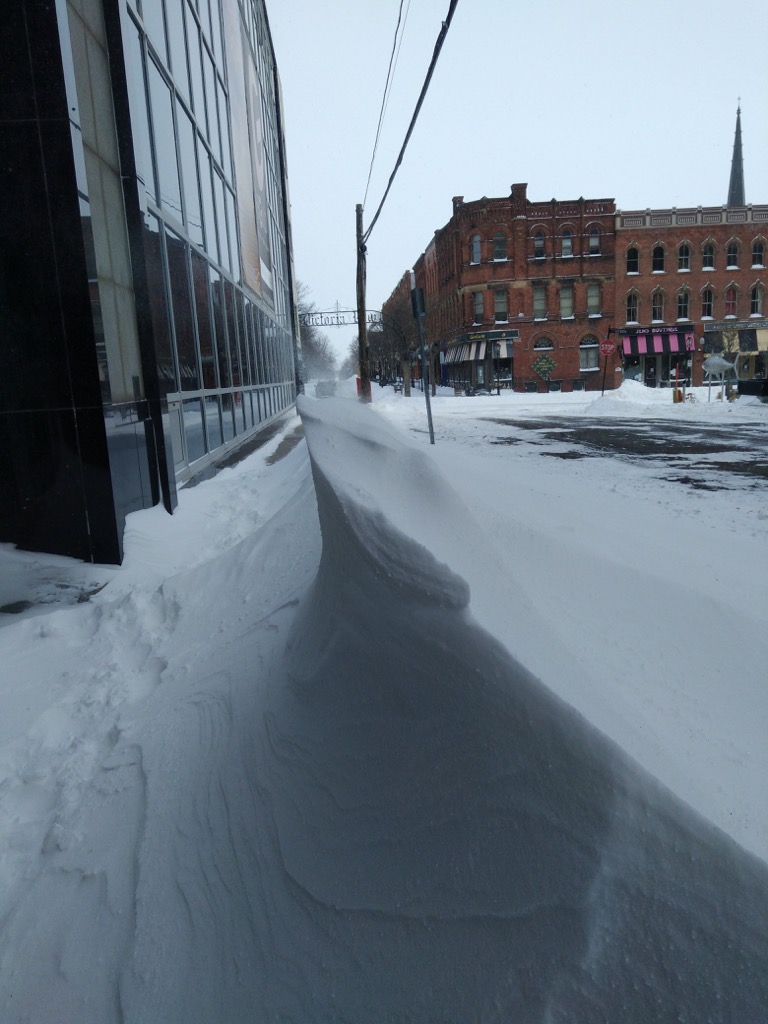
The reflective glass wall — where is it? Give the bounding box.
[0,0,297,564]
[120,0,297,482]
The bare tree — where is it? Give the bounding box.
[296,282,338,380]
[339,338,360,379]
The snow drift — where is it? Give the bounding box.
[0,394,766,1022]
[251,397,768,1021]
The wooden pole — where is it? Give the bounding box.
[355,204,371,403]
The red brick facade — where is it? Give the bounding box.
[383,183,768,392]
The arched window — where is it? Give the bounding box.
[752,239,765,267]
[750,284,764,316]
[677,289,690,320]
[579,335,600,370]
[587,282,601,316]
[533,337,554,350]
[726,240,739,268]
[725,285,738,317]
[652,245,665,272]
[626,247,639,274]
[626,292,638,322]
[561,229,573,257]
[678,243,690,271]
[702,242,715,270]
[588,227,601,254]
[533,230,545,259]
[701,287,714,319]
[470,234,481,264]
[472,291,484,323]
[493,232,507,261]
[651,290,664,322]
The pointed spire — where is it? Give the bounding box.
[727,105,745,207]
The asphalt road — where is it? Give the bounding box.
[487,416,768,491]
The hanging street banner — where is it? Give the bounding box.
[299,309,382,328]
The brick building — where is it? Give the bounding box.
[383,110,768,392]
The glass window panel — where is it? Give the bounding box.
[183,398,206,461]
[560,284,574,318]
[225,186,240,280]
[224,280,241,385]
[197,136,219,262]
[165,230,200,390]
[187,12,206,126]
[216,77,233,183]
[213,169,230,272]
[209,267,231,385]
[252,306,264,384]
[148,60,182,220]
[123,20,153,190]
[209,0,223,63]
[203,47,219,152]
[142,213,178,396]
[191,248,217,387]
[203,394,222,449]
[533,285,546,319]
[141,0,168,66]
[177,108,204,244]
[238,296,251,384]
[221,392,236,441]
[165,0,189,103]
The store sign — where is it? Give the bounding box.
[458,329,520,344]
[532,353,557,379]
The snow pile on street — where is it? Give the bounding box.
[0,385,766,1021]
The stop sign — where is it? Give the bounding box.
[600,341,615,357]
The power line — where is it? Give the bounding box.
[362,0,412,211]
[363,0,460,245]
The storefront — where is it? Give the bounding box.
[618,327,697,388]
[702,319,768,381]
[444,329,519,391]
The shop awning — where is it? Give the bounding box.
[621,331,696,356]
[445,341,514,363]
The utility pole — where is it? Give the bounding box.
[355,204,371,402]
[411,270,435,445]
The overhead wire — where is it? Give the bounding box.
[362,0,412,211]
[363,0,460,246]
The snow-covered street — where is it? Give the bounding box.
[0,382,766,1021]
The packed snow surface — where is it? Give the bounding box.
[0,382,766,1021]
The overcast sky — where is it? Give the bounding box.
[268,0,768,356]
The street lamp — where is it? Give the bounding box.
[492,340,500,395]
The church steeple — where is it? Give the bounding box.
[727,105,745,207]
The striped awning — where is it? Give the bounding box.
[622,331,696,356]
[445,341,514,363]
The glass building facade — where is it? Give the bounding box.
[0,0,298,564]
